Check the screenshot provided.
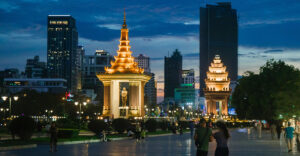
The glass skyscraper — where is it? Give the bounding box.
[47,15,80,92]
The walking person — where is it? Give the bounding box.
[257,121,262,139]
[194,119,212,156]
[189,121,195,137]
[276,122,282,140]
[135,123,142,142]
[213,121,230,156]
[284,122,295,153]
[49,122,58,152]
[295,122,300,152]
[270,123,276,140]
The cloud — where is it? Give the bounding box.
[151,57,164,61]
[97,24,121,30]
[240,17,300,27]
[183,20,199,25]
[184,53,199,57]
[0,1,19,12]
[264,49,284,53]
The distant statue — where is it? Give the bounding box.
[121,87,128,107]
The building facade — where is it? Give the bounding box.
[47,15,80,92]
[174,69,196,109]
[182,69,195,87]
[144,73,157,108]
[200,2,238,96]
[136,54,157,108]
[4,78,67,94]
[0,69,21,94]
[164,49,182,100]
[25,56,47,78]
[136,54,150,73]
[82,50,113,102]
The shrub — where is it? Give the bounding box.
[9,116,35,141]
[112,118,130,134]
[57,129,79,138]
[179,121,189,129]
[56,118,78,129]
[145,119,157,132]
[158,121,169,131]
[88,120,107,135]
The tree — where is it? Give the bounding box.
[232,60,300,121]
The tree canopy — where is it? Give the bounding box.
[232,60,300,121]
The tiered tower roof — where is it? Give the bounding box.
[105,10,144,74]
[205,55,231,92]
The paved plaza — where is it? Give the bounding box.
[1,128,299,156]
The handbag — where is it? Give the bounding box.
[195,128,209,149]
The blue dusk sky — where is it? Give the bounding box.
[0,0,300,82]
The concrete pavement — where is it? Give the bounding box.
[0,128,299,156]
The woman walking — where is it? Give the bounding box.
[213,121,230,156]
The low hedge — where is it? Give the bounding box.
[88,120,108,135]
[56,118,78,129]
[112,118,131,134]
[145,119,157,132]
[158,121,169,131]
[179,121,189,129]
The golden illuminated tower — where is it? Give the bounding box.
[97,11,151,119]
[204,55,231,116]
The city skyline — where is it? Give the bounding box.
[1,0,300,82]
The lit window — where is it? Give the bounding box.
[50,21,56,24]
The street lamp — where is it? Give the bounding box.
[2,96,18,117]
[74,101,88,119]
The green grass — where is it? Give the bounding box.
[107,133,127,138]
[30,135,99,143]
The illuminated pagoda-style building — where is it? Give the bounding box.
[204,55,231,116]
[97,11,151,119]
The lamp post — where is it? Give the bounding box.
[45,109,53,122]
[75,101,88,129]
[74,101,87,120]
[2,96,18,117]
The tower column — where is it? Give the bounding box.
[110,80,120,118]
[140,81,145,117]
[103,82,110,116]
[129,82,139,116]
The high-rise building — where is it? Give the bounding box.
[82,50,113,102]
[25,56,47,78]
[0,68,20,94]
[182,69,195,88]
[136,54,157,108]
[136,54,150,73]
[174,69,196,109]
[164,49,182,100]
[199,2,238,96]
[76,46,85,90]
[144,73,157,108]
[47,15,79,92]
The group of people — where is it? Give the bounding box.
[194,119,230,156]
[126,122,146,142]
